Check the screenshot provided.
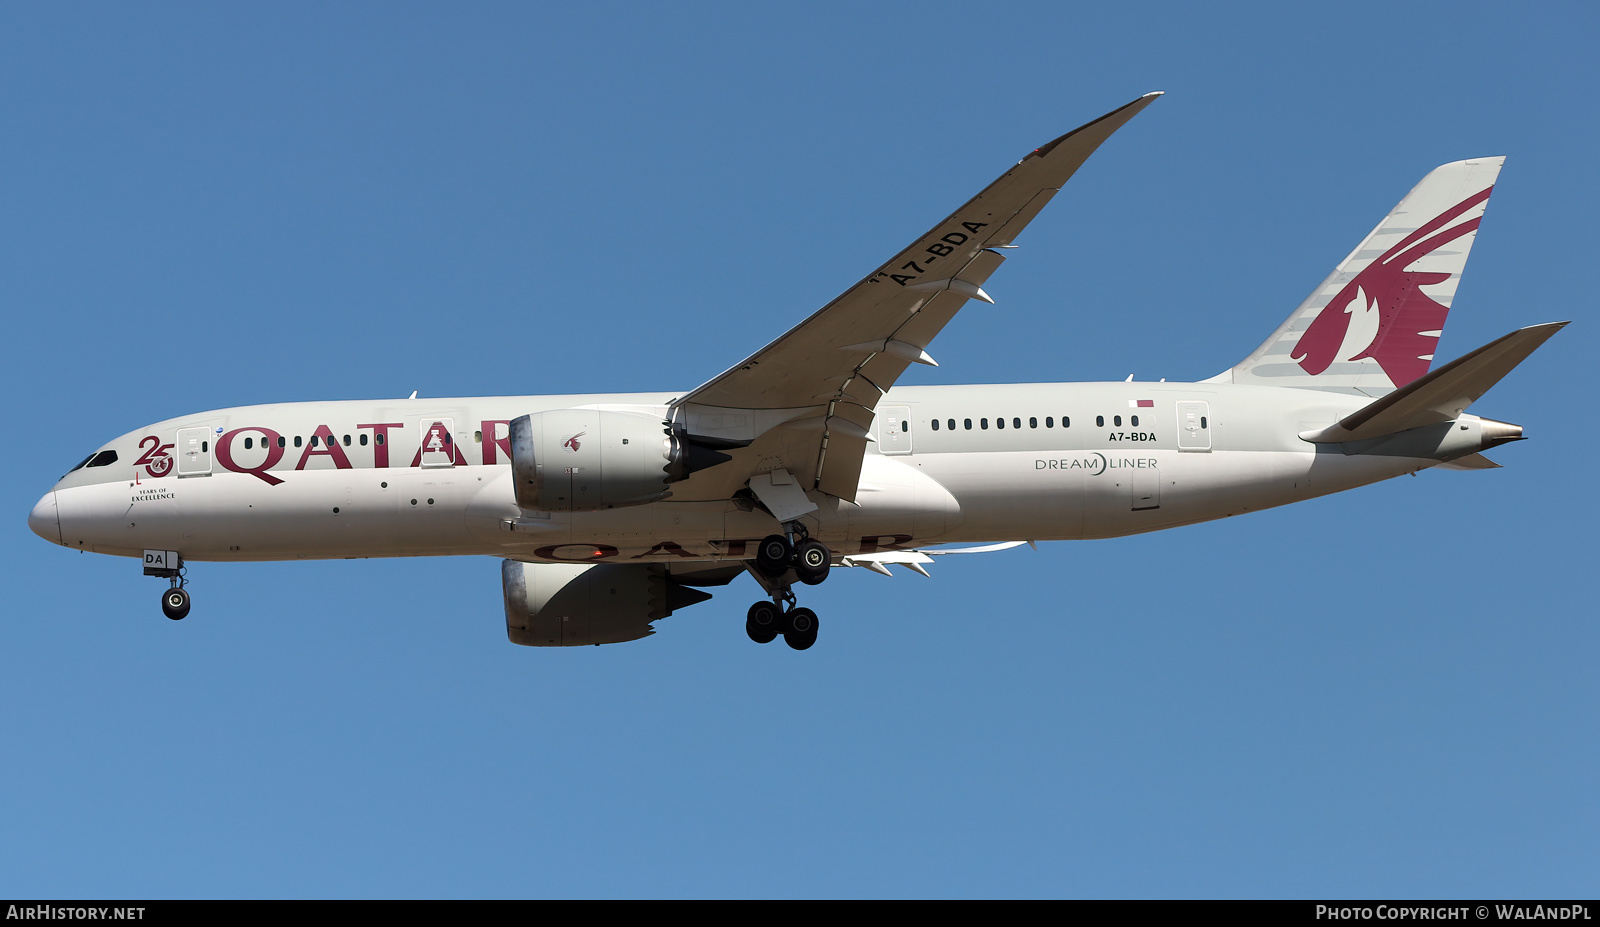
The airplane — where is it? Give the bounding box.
[27,93,1565,652]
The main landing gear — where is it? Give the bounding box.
[745,596,818,651]
[744,526,829,651]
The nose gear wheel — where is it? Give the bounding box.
[162,587,191,621]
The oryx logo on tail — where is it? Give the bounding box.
[562,432,586,453]
[1291,186,1492,388]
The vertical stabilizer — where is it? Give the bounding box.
[1216,158,1503,395]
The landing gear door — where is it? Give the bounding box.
[1176,401,1211,452]
[176,427,213,476]
[878,405,912,456]
[419,418,459,468]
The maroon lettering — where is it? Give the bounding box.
[858,534,913,554]
[216,427,286,486]
[295,425,353,470]
[357,423,403,468]
[134,435,175,479]
[409,421,468,468]
[481,420,512,465]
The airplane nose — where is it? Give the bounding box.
[29,492,61,545]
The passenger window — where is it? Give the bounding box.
[294,436,303,448]
[244,437,253,450]
[1114,415,1122,427]
[901,420,909,433]
[931,419,939,431]
[980,418,989,430]
[1201,417,1208,429]
[996,417,1004,429]
[1063,417,1070,428]
[1096,416,1104,427]
[343,435,351,447]
[1131,415,1139,427]
[377,434,385,446]
[1045,417,1053,428]
[1029,417,1037,429]
[964,419,972,430]
[277,436,286,448]
[947,419,955,431]
[360,434,369,446]
[201,441,208,453]
[1013,418,1021,429]
[310,435,318,447]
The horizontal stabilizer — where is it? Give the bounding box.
[1300,322,1566,443]
[1435,453,1501,471]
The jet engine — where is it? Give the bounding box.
[501,560,714,646]
[508,410,731,512]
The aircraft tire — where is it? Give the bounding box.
[755,534,792,578]
[783,607,818,651]
[162,588,191,621]
[795,540,831,585]
[746,601,781,644]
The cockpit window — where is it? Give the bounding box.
[66,453,96,474]
[86,450,119,468]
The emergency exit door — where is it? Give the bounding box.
[1176,401,1212,451]
[176,427,212,476]
[878,405,912,455]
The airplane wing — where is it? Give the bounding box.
[669,93,1162,506]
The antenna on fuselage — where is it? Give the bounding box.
[407,390,418,399]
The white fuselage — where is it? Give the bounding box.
[35,381,1424,565]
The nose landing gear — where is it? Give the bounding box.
[744,525,829,650]
[144,549,191,620]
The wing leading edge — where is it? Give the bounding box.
[670,93,1162,505]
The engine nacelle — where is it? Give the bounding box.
[508,409,733,512]
[501,560,713,647]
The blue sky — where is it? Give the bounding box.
[3,2,1596,898]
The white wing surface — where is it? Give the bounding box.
[671,93,1162,503]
